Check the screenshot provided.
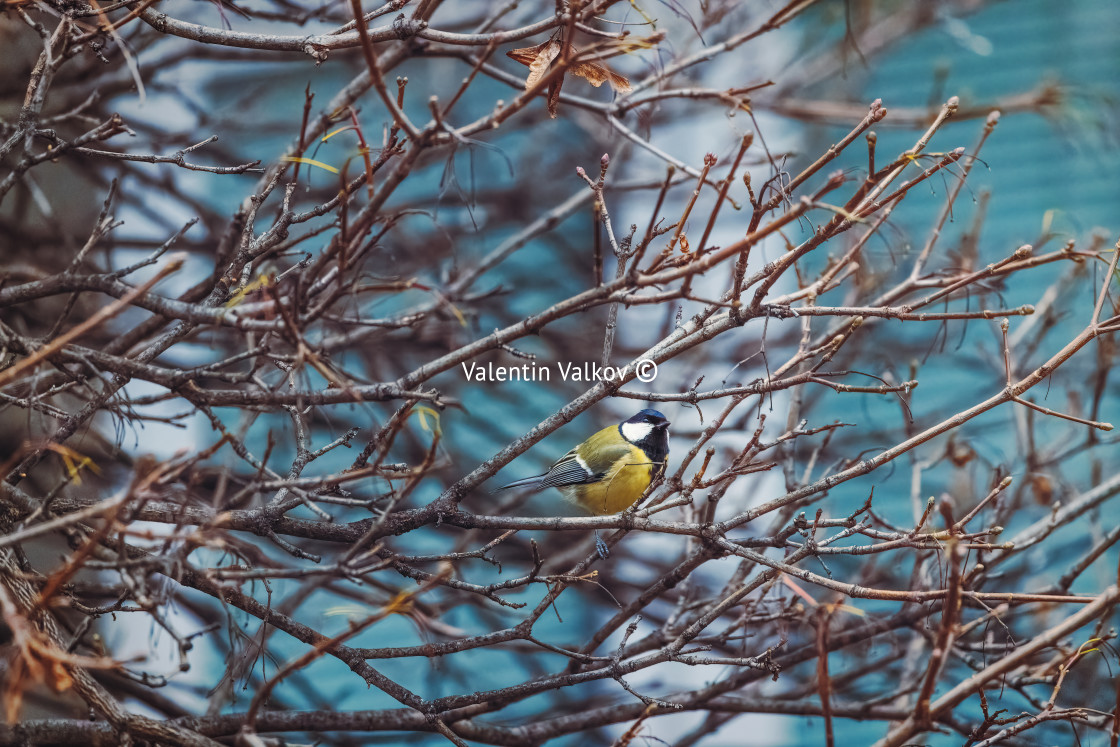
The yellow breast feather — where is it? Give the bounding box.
[561,442,656,515]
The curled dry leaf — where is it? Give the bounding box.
[3,621,74,722]
[507,35,633,117]
[507,38,565,117]
[0,582,124,722]
[508,38,563,92]
[570,61,632,93]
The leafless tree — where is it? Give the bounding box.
[2,0,1119,745]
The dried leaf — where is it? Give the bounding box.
[1030,472,1054,504]
[507,40,562,91]
[570,62,632,93]
[44,443,101,485]
[507,36,633,117]
[413,405,442,437]
[280,156,339,174]
[224,273,273,308]
[546,78,563,118]
[528,40,562,91]
[504,41,545,66]
[2,621,78,722]
[507,39,567,117]
[614,30,667,53]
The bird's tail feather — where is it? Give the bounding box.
[492,474,546,493]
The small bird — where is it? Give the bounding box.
[496,409,671,555]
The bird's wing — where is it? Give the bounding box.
[533,448,599,490]
[495,427,639,493]
[535,439,637,490]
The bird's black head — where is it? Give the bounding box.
[635,408,668,425]
[619,409,670,462]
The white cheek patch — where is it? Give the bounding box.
[621,421,654,443]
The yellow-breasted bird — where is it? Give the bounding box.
[496,409,671,555]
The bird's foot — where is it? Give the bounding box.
[594,531,610,559]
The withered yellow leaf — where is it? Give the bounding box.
[571,62,631,92]
[507,36,632,117]
[520,40,562,91]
